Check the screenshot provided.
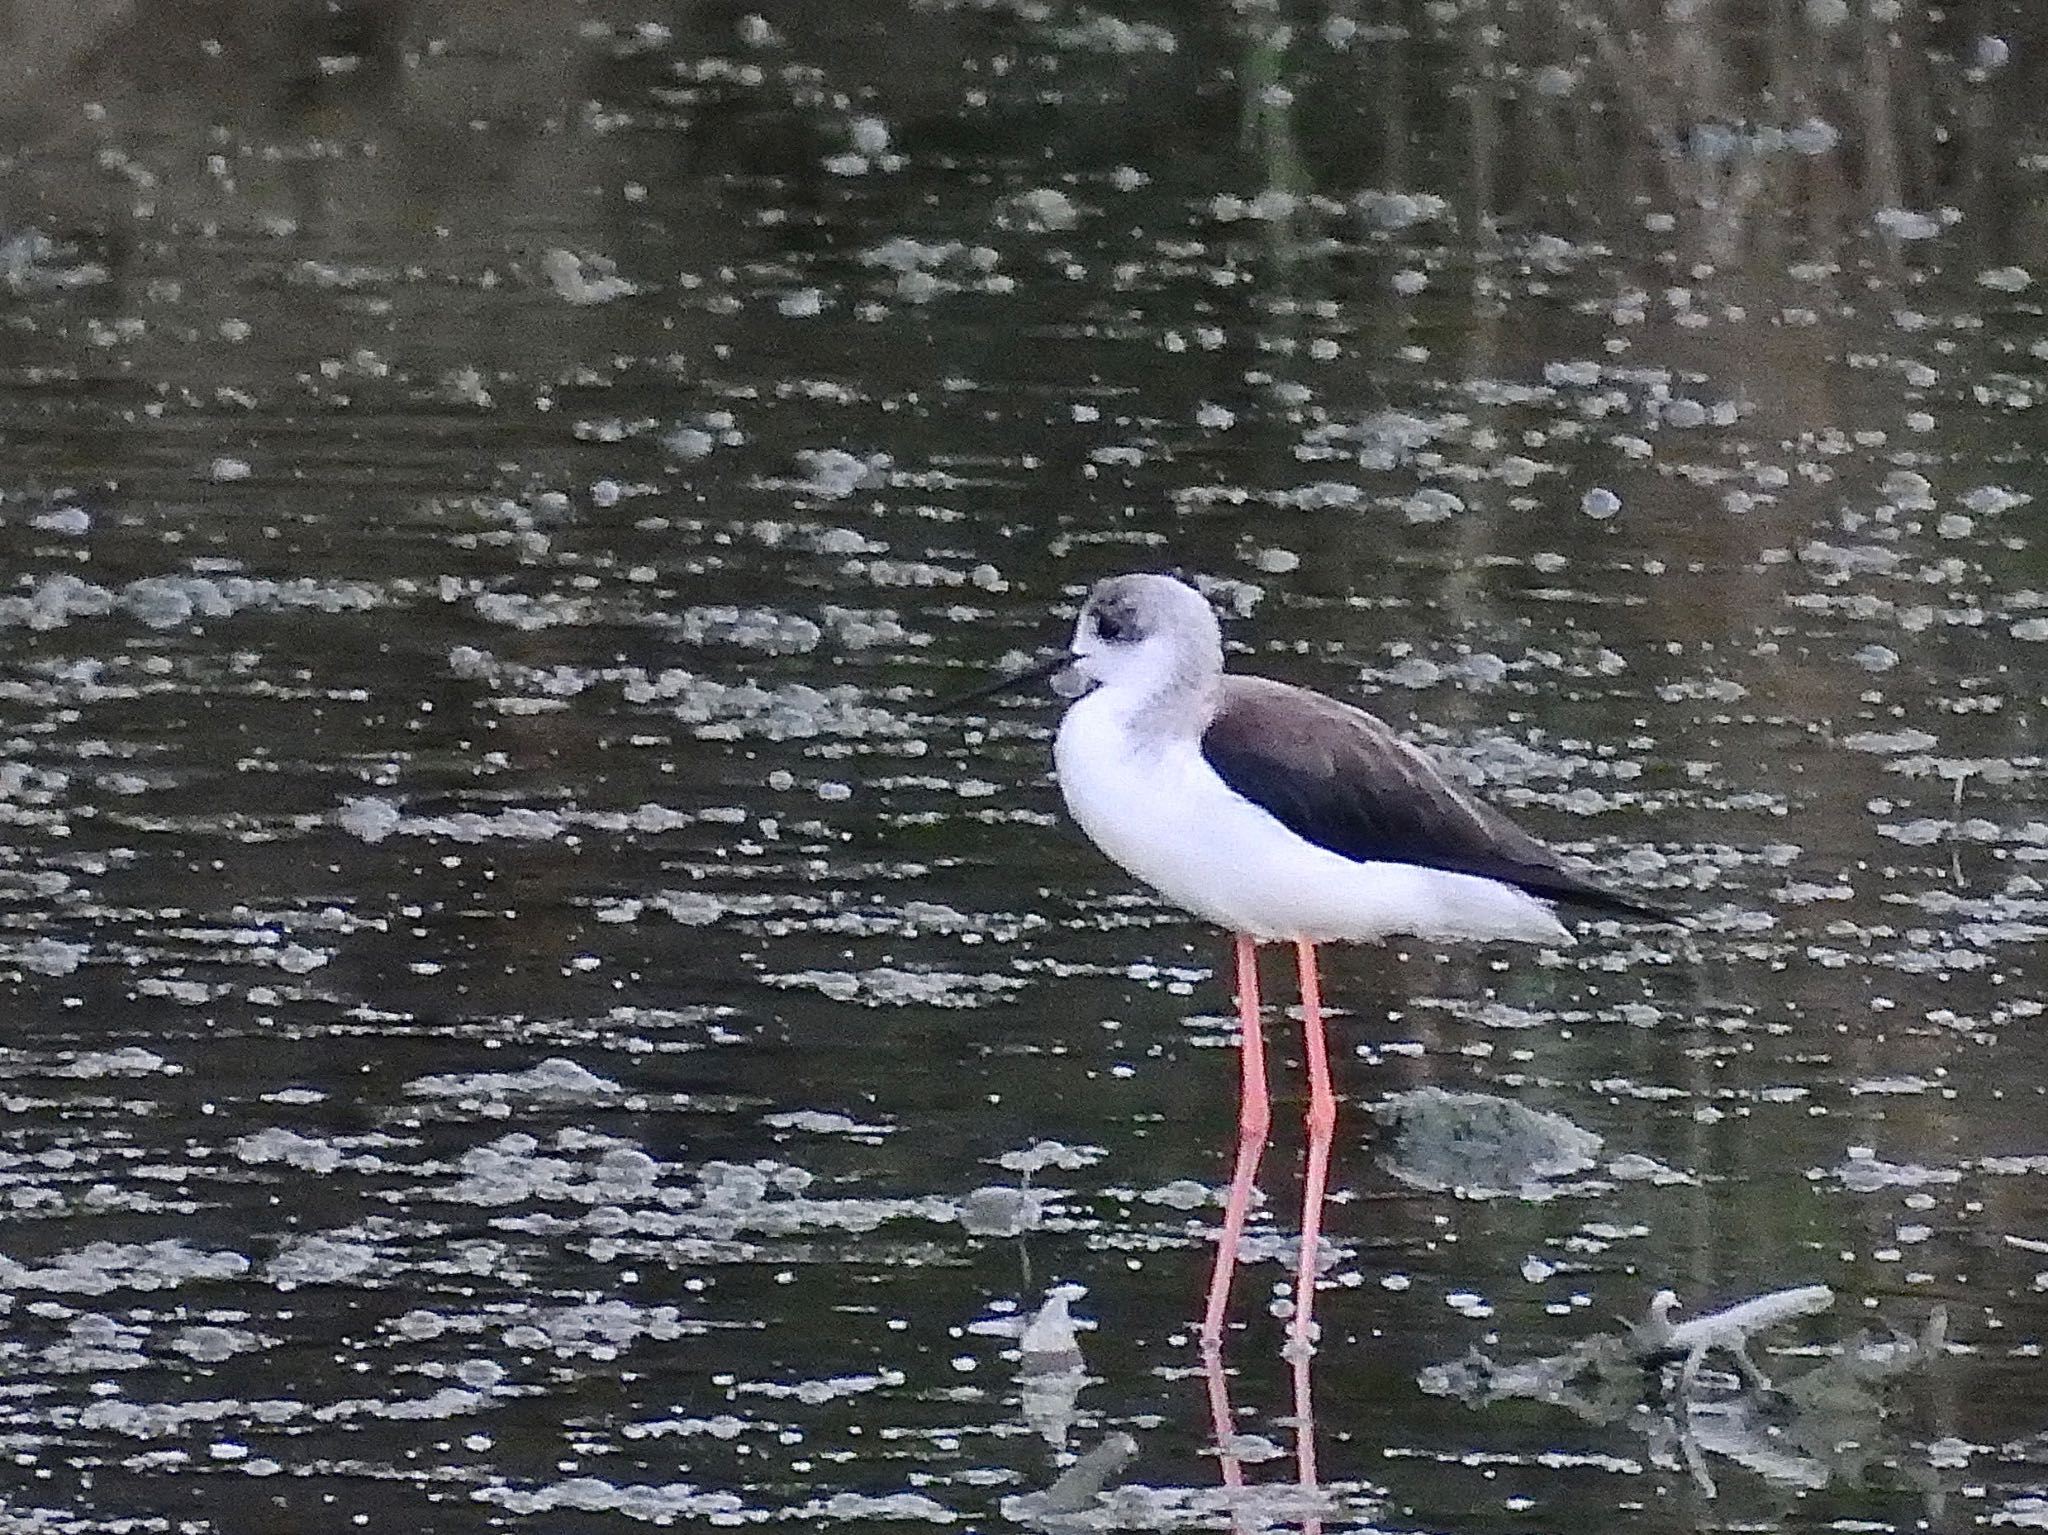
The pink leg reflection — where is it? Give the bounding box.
[1290,939,1337,1362]
[1200,1333,1324,1534]
[1201,934,1271,1352]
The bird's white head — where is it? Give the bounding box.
[1069,573,1225,707]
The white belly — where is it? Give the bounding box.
[1052,697,1571,946]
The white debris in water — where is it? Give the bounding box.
[475,1478,753,1520]
[1212,190,1298,222]
[399,806,565,842]
[138,978,213,1005]
[472,590,594,631]
[623,668,902,741]
[1872,207,1943,241]
[1841,728,1938,754]
[32,505,90,534]
[1191,574,1262,615]
[0,1240,250,1294]
[1403,488,1463,523]
[1794,117,1843,156]
[337,795,402,842]
[859,236,1002,304]
[849,117,890,156]
[442,366,493,407]
[1142,1179,1211,1209]
[958,1186,1042,1237]
[0,572,381,631]
[1302,407,1445,470]
[516,1300,692,1355]
[765,967,1025,1008]
[1831,1147,1963,1192]
[448,644,497,680]
[794,448,891,499]
[1882,469,1934,508]
[1545,359,1602,387]
[540,248,638,305]
[171,1325,262,1363]
[1355,189,1449,229]
[1053,14,1176,52]
[47,1046,176,1078]
[18,936,86,975]
[407,1057,623,1101]
[1580,487,1621,519]
[998,1140,1106,1176]
[1279,481,1364,509]
[675,606,822,655]
[1195,402,1235,430]
[1851,1076,1932,1096]
[1246,188,1299,221]
[1970,33,2011,70]
[1252,547,1299,574]
[0,572,106,630]
[274,943,329,974]
[763,1110,894,1138]
[1963,484,2029,515]
[1,228,110,290]
[450,1137,662,1207]
[662,425,717,459]
[267,1234,380,1288]
[210,456,252,482]
[1014,187,1079,231]
[1608,1153,1696,1185]
[1979,265,2032,292]
[234,1127,346,1174]
[619,889,732,925]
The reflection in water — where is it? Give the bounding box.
[1001,1278,1376,1530]
[3,0,2048,1529]
[1423,1289,1957,1506]
[1203,1338,1327,1535]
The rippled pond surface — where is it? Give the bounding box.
[5,1,2048,1530]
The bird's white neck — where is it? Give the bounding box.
[1076,664,1221,744]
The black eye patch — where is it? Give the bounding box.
[1094,608,1135,642]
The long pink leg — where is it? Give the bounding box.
[1290,940,1337,1361]
[1200,933,1271,1353]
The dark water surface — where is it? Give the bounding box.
[5,1,2048,1530]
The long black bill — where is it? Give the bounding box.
[933,651,1077,712]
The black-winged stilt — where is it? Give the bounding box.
[947,572,1669,1355]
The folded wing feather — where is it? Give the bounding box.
[1200,677,1671,921]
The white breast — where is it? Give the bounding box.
[1053,693,1571,946]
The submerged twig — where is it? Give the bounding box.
[1629,1284,1835,1394]
[1421,1285,1945,1499]
[1005,1433,1139,1522]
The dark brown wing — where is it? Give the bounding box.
[1201,676,1672,920]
